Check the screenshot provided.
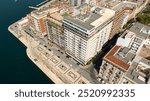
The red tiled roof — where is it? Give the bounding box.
[104,45,130,71]
[124,7,134,11]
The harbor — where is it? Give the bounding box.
[0,0,53,84]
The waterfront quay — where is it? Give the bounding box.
[8,0,150,84]
[8,18,99,84]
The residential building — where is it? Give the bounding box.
[109,1,140,38]
[46,12,65,48]
[70,0,77,6]
[27,12,47,36]
[121,58,150,84]
[120,23,150,84]
[70,0,85,6]
[98,45,132,84]
[63,5,115,64]
[97,0,149,39]
[109,2,126,39]
[27,7,59,36]
[98,22,150,84]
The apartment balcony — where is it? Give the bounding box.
[107,73,112,78]
[99,66,106,73]
[110,67,114,71]
[123,81,129,84]
[112,77,119,83]
[103,63,108,67]
[101,64,107,71]
[99,72,103,77]
[112,80,116,84]
[111,74,120,84]
[121,78,130,84]
[101,68,106,73]
[115,74,120,79]
[105,76,109,82]
[108,69,113,74]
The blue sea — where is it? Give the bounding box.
[0,0,53,84]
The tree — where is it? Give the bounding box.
[136,14,150,25]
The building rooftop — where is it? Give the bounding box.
[111,23,150,71]
[113,2,126,11]
[106,0,121,9]
[112,1,136,11]
[126,57,150,84]
[117,22,150,53]
[129,23,150,39]
[49,12,64,21]
[125,0,146,5]
[138,44,150,59]
[64,13,101,30]
[75,3,89,9]
[114,23,150,84]
[32,6,50,15]
[64,6,115,31]
[115,47,135,63]
[31,7,60,18]
[104,45,130,71]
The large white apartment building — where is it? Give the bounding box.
[63,6,115,64]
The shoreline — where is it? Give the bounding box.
[8,25,64,84]
[26,48,64,84]
[8,19,100,84]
